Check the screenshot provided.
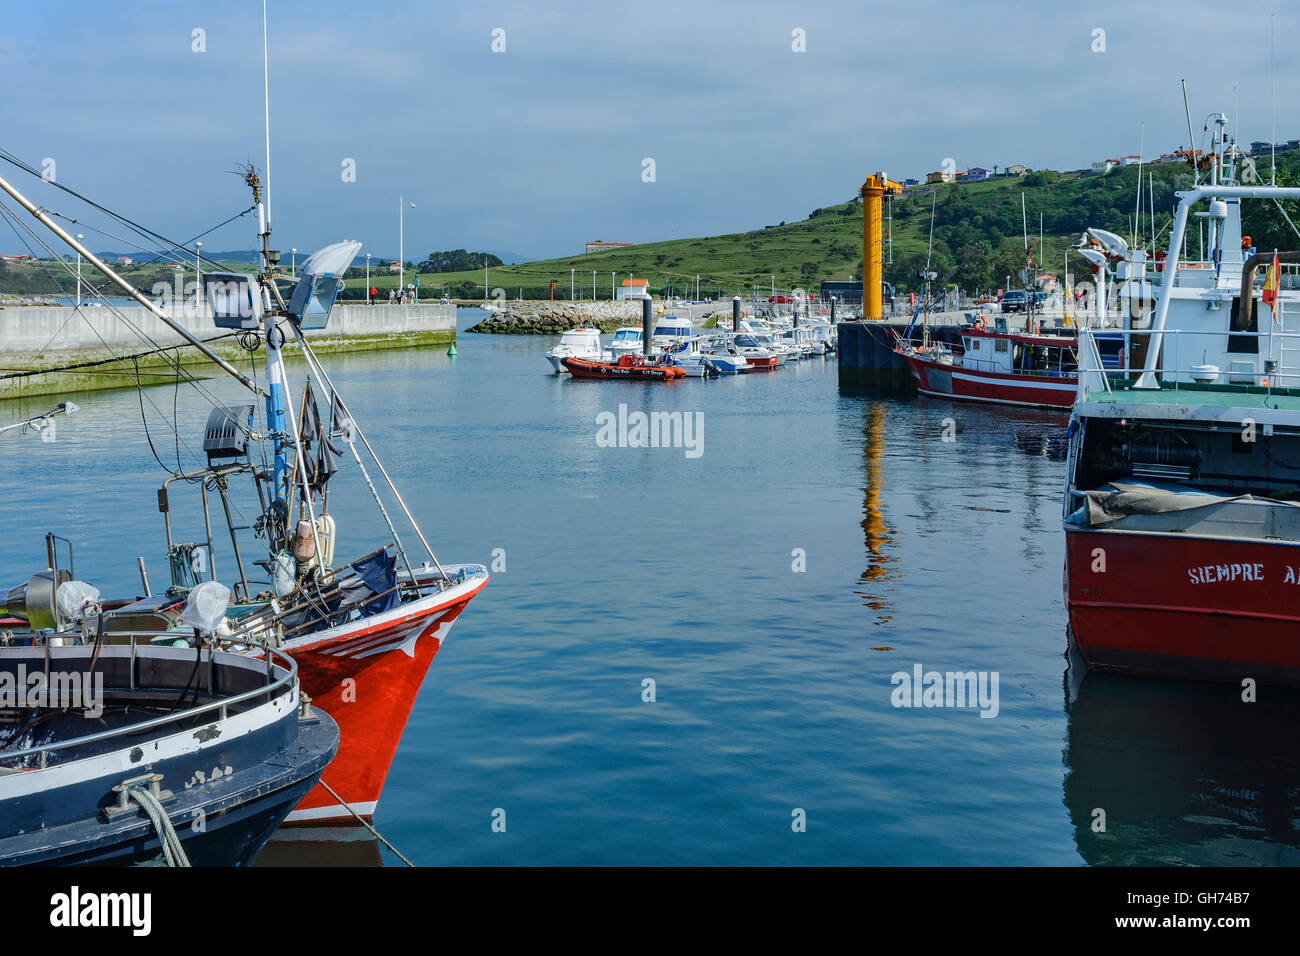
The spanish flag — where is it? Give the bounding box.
[1263,250,1280,321]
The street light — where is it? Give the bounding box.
[75,233,83,308]
[571,268,574,301]
[195,241,202,299]
[291,248,297,278]
[366,253,372,305]
[399,196,415,292]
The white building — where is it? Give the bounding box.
[616,278,650,301]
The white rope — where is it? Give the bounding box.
[126,785,191,867]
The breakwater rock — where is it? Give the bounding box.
[465,300,736,334]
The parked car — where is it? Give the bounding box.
[1000,290,1028,313]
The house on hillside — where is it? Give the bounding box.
[1119,155,1143,166]
[586,241,634,254]
[902,178,919,187]
[1091,160,1116,174]
[115,256,133,266]
[616,277,650,300]
[966,167,990,182]
[1005,164,1027,176]
[926,170,954,184]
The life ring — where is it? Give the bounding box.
[972,316,988,330]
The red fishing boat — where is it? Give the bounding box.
[0,161,490,826]
[562,353,686,380]
[1064,119,1300,685]
[896,326,1080,409]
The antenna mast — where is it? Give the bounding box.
[263,0,272,226]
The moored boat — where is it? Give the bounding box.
[0,161,489,826]
[0,582,337,866]
[545,326,608,373]
[897,326,1081,409]
[1064,112,1300,685]
[561,353,686,380]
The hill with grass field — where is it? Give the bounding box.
[7,153,1300,303]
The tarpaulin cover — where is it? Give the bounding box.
[349,549,399,616]
[1072,479,1300,527]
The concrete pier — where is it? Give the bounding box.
[0,302,456,400]
[837,320,964,392]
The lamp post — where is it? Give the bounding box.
[611,271,614,301]
[571,268,574,301]
[592,270,595,302]
[291,247,297,278]
[366,253,371,305]
[399,196,415,292]
[195,241,202,299]
[75,233,83,308]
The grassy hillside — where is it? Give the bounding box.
[7,152,1300,302]
[361,153,1300,301]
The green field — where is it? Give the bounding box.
[348,154,1300,301]
[7,152,1299,303]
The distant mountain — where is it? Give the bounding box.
[94,249,260,265]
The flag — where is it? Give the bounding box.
[1263,250,1280,322]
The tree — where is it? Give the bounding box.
[418,249,504,273]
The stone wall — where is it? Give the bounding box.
[467,299,737,334]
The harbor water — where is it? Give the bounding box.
[4,308,1298,866]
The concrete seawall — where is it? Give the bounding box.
[0,302,456,400]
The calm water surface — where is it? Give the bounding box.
[3,308,1298,866]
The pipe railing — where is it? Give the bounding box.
[0,641,297,770]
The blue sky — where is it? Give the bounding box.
[1,0,1295,263]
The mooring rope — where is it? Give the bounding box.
[126,784,191,868]
[316,778,414,867]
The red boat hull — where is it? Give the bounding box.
[898,351,1076,409]
[280,569,488,824]
[744,355,778,368]
[561,356,684,379]
[1064,528,1300,685]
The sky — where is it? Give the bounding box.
[0,0,1296,264]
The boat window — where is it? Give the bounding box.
[614,329,639,341]
[994,339,1009,353]
[735,335,760,347]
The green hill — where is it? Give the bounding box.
[359,152,1300,302]
[7,153,1299,303]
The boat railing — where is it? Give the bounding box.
[1076,330,1113,397]
[0,639,298,771]
[1080,324,1300,399]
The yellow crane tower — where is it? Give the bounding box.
[860,172,903,320]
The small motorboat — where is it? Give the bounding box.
[608,325,645,358]
[561,353,686,380]
[546,327,607,373]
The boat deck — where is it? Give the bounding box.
[1086,380,1300,413]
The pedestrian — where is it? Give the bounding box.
[388,289,395,305]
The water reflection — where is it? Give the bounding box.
[858,400,896,624]
[1063,647,1300,865]
[252,826,384,867]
